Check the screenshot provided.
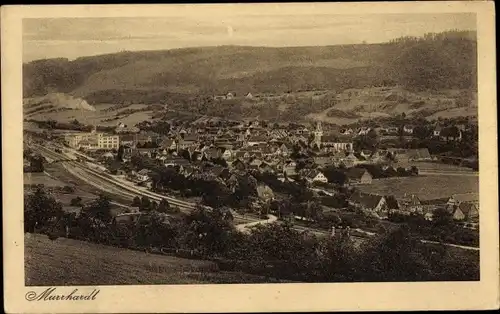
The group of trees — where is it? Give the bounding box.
[388,208,479,247]
[131,196,175,213]
[24,185,479,282]
[24,153,45,173]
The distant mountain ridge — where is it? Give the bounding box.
[23,30,477,105]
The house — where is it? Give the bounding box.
[247,135,268,146]
[433,125,442,137]
[345,168,373,185]
[226,92,235,99]
[452,202,479,222]
[360,150,372,159]
[204,147,222,160]
[403,125,414,134]
[320,135,354,152]
[342,153,361,168]
[397,194,423,214]
[245,92,254,99]
[349,191,387,216]
[230,158,246,171]
[159,138,177,151]
[406,148,431,161]
[358,127,371,135]
[313,156,332,168]
[221,148,233,160]
[340,128,354,135]
[283,160,297,176]
[419,198,449,220]
[136,169,151,182]
[303,169,328,184]
[177,134,199,150]
[249,158,263,167]
[258,162,275,174]
[164,158,191,168]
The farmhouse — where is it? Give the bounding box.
[303,169,328,184]
[452,202,479,222]
[406,148,432,161]
[349,191,387,217]
[345,168,373,185]
[136,169,151,182]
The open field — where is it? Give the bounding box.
[358,175,478,200]
[24,172,66,188]
[25,103,159,127]
[25,233,288,285]
[397,162,476,172]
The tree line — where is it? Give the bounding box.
[24,185,479,282]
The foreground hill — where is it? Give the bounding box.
[25,233,288,285]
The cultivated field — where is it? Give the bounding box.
[25,234,288,285]
[358,175,479,200]
[25,103,159,127]
[24,172,66,188]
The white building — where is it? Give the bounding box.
[64,128,119,150]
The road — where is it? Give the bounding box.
[235,214,278,233]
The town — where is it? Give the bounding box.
[24,108,479,246]
[21,27,480,284]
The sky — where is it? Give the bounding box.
[23,10,476,62]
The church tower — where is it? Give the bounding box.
[313,121,323,147]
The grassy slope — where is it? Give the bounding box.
[358,175,478,200]
[25,233,289,285]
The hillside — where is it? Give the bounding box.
[25,233,289,285]
[23,31,477,123]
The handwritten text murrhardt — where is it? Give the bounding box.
[25,287,100,301]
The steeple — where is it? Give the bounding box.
[313,121,323,147]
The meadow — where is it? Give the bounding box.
[358,175,479,200]
[25,234,288,285]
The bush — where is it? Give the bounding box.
[70,196,82,206]
[62,185,75,194]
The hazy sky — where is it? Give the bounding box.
[23,11,476,62]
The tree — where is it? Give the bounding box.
[116,145,124,162]
[86,194,112,223]
[140,196,151,211]
[181,205,235,256]
[157,199,170,213]
[433,207,454,228]
[131,196,141,207]
[70,196,82,207]
[24,186,64,232]
[62,185,75,194]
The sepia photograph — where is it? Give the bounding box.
[2,2,498,313]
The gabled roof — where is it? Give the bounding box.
[303,169,324,180]
[137,169,150,175]
[407,148,431,159]
[346,167,370,180]
[458,202,478,216]
[247,135,268,142]
[349,191,384,209]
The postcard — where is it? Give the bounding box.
[2,2,498,313]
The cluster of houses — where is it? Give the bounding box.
[62,117,477,229]
[348,191,479,226]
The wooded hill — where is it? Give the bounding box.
[23,30,476,104]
